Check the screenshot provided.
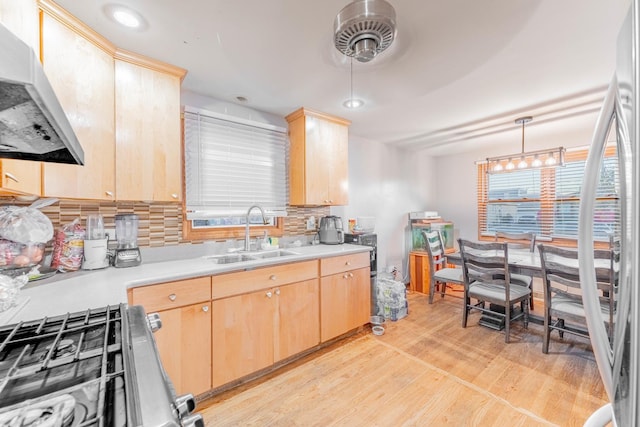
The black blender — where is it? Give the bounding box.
[113,214,142,267]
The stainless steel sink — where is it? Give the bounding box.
[206,254,256,264]
[247,249,299,259]
[205,249,298,264]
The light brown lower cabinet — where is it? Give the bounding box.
[211,261,319,388]
[128,254,371,395]
[153,302,211,396]
[320,252,371,342]
[128,276,212,396]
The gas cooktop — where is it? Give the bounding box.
[0,305,130,426]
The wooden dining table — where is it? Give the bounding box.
[443,246,612,328]
[446,249,609,327]
[444,246,612,276]
[444,248,543,277]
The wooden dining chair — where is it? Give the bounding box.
[422,230,463,304]
[494,231,537,309]
[458,239,531,343]
[537,244,616,354]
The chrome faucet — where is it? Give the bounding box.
[245,205,267,251]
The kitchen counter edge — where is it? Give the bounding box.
[1,244,372,325]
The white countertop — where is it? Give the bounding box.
[1,243,371,326]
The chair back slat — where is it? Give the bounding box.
[422,230,445,271]
[423,230,444,256]
[546,272,581,289]
[458,239,511,287]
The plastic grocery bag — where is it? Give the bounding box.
[376,276,408,321]
[51,219,85,272]
[0,274,28,312]
[0,206,53,244]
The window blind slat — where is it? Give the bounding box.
[184,109,288,218]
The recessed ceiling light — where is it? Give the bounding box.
[343,98,364,109]
[113,9,140,28]
[103,4,147,30]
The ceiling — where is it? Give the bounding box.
[54,0,631,154]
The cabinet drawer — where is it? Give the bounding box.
[212,260,318,300]
[320,252,369,277]
[130,276,211,312]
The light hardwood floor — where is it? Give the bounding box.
[198,291,607,426]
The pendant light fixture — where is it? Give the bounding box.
[486,116,565,174]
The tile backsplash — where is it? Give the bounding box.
[3,199,329,247]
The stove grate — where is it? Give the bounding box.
[0,304,132,426]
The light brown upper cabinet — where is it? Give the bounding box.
[0,0,42,197]
[285,108,350,206]
[40,3,116,200]
[115,57,185,202]
[32,0,186,202]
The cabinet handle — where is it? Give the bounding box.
[105,191,114,197]
[171,193,179,199]
[345,261,351,266]
[349,272,354,278]
[4,172,18,183]
[266,291,273,298]
[168,293,177,301]
[269,274,277,281]
[202,305,209,312]
[275,289,280,296]
[343,273,349,279]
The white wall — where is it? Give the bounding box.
[182,89,286,128]
[332,136,436,280]
[433,112,602,245]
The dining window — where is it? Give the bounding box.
[477,146,620,243]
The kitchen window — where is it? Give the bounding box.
[477,146,620,244]
[182,107,288,240]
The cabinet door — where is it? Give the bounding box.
[153,302,212,396]
[40,13,116,200]
[0,160,41,195]
[287,109,350,206]
[305,116,349,205]
[0,0,39,50]
[274,279,319,362]
[303,115,331,205]
[212,290,275,388]
[0,0,41,196]
[320,267,371,342]
[348,268,371,330]
[325,121,349,205]
[115,60,182,202]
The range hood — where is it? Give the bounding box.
[0,22,83,164]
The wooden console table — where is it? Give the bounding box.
[409,249,456,294]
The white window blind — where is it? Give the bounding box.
[184,107,288,219]
[479,146,620,242]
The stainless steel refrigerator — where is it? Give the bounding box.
[580,3,639,425]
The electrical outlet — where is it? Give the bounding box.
[105,229,116,240]
[306,216,316,230]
